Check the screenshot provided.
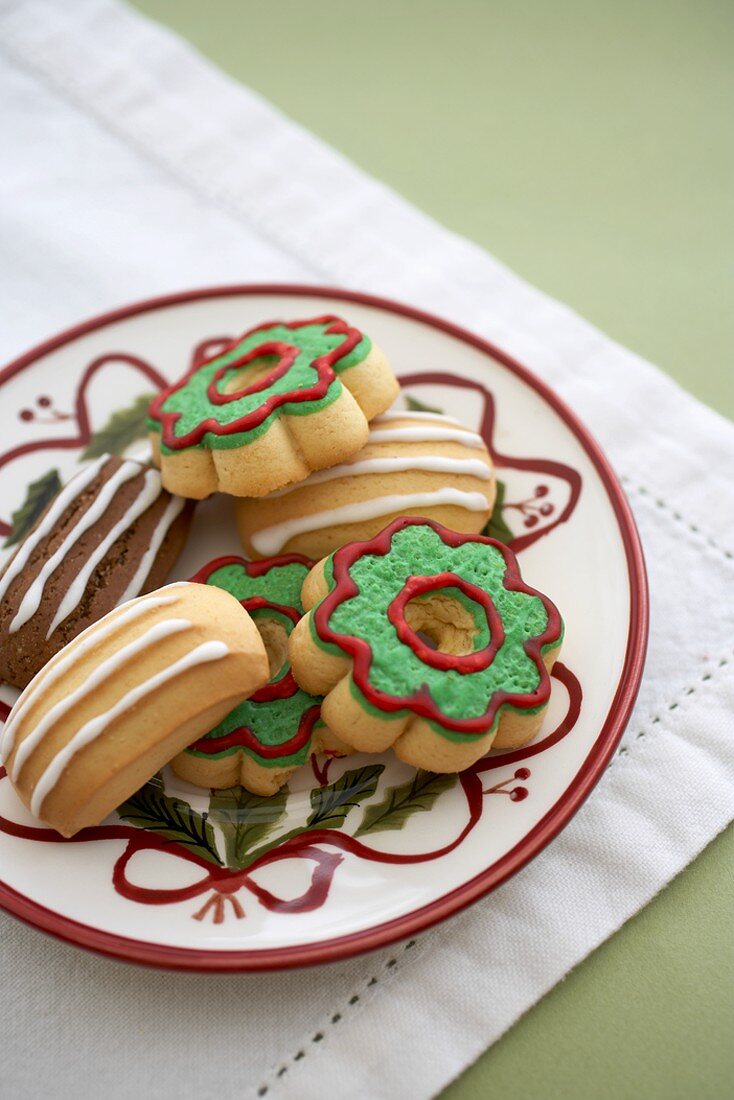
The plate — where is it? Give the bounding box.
[0,285,648,970]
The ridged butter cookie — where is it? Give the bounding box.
[171,555,350,796]
[235,411,495,559]
[0,454,194,689]
[1,582,269,837]
[148,315,399,499]
[289,517,564,773]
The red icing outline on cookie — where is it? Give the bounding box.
[206,343,299,405]
[387,572,505,673]
[313,517,563,735]
[195,553,315,580]
[187,703,322,761]
[149,315,363,450]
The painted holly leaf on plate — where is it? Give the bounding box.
[118,775,222,866]
[208,786,288,870]
[80,392,154,461]
[307,764,385,830]
[3,468,62,548]
[355,770,457,837]
[405,395,444,415]
[483,479,514,544]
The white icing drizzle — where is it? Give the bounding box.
[251,489,490,555]
[30,639,230,817]
[367,426,485,449]
[0,455,109,606]
[9,459,143,634]
[0,586,187,760]
[117,493,186,605]
[373,410,463,425]
[44,468,164,639]
[11,618,193,782]
[265,454,491,498]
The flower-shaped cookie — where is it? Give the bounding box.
[148,316,398,498]
[171,555,349,795]
[289,517,564,772]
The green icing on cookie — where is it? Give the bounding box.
[206,561,310,613]
[186,699,323,771]
[185,556,322,769]
[150,318,372,453]
[312,523,563,741]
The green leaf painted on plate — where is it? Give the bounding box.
[354,770,457,837]
[117,775,222,866]
[405,395,444,415]
[208,786,289,870]
[482,479,514,544]
[4,468,62,547]
[307,764,384,830]
[80,393,154,461]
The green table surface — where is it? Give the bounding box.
[133,2,734,1096]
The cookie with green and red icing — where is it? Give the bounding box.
[289,517,564,773]
[171,555,350,796]
[148,315,399,499]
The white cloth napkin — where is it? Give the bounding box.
[1,2,733,1098]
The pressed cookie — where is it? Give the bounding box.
[289,517,564,773]
[148,315,399,499]
[171,555,350,797]
[235,410,495,559]
[1,582,269,836]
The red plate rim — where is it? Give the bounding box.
[0,283,649,972]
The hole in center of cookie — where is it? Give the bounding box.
[388,574,505,674]
[222,357,282,395]
[404,593,479,657]
[255,616,290,680]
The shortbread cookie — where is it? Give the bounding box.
[289,517,563,773]
[0,455,194,689]
[148,315,399,499]
[235,410,495,559]
[1,583,269,836]
[171,555,349,796]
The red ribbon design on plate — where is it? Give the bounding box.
[0,664,581,923]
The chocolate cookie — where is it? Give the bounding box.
[0,454,194,688]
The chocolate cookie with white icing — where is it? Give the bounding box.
[0,455,194,688]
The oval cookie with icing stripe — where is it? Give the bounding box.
[148,315,399,499]
[235,411,495,560]
[171,555,350,796]
[289,517,564,773]
[1,582,269,837]
[0,454,194,689]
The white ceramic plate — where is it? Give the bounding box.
[0,286,647,970]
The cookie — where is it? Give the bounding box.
[235,410,495,559]
[289,517,564,773]
[1,582,269,837]
[148,315,399,499]
[0,454,195,689]
[171,555,349,796]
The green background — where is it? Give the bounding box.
[132,1,734,1095]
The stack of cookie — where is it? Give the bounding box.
[0,314,562,836]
